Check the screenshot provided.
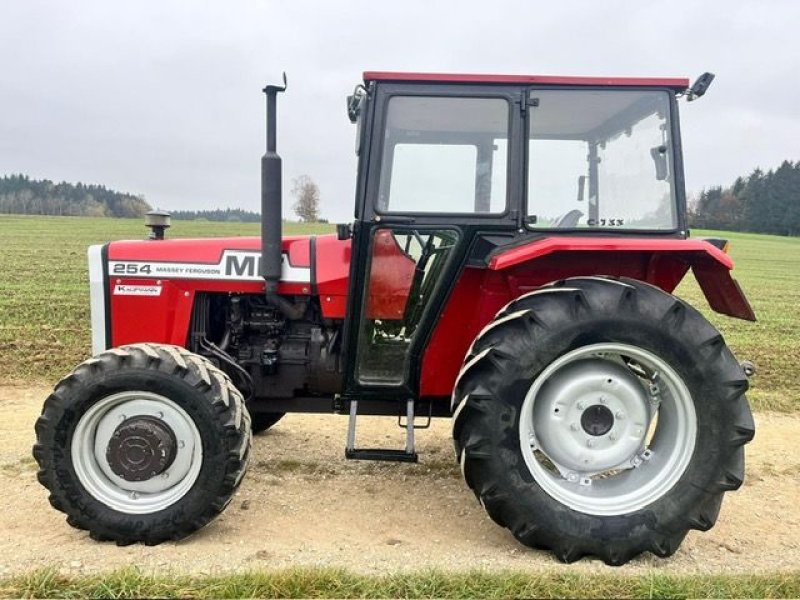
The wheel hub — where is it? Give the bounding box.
[72,392,202,514]
[581,404,614,436]
[106,416,177,482]
[531,358,651,473]
[520,343,698,516]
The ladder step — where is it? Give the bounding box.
[345,398,418,463]
[345,448,418,463]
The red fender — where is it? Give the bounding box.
[487,237,755,321]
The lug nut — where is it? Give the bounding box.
[577,402,585,410]
[615,411,625,420]
[586,439,594,448]
[570,423,579,431]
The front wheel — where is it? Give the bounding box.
[33,343,251,545]
[452,277,754,565]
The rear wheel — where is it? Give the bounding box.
[33,343,251,545]
[452,277,754,565]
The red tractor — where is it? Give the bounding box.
[34,71,755,565]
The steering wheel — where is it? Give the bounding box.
[554,209,584,228]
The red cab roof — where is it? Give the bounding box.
[363,71,689,91]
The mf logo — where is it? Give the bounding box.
[224,251,262,278]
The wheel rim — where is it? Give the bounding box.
[519,343,696,516]
[71,391,202,514]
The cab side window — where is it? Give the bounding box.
[377,96,509,214]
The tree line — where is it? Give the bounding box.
[689,160,800,236]
[172,176,323,222]
[0,174,151,218]
[0,173,324,223]
[171,208,261,222]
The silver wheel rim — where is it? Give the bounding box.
[519,343,696,516]
[71,391,202,514]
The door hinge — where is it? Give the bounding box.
[520,96,540,115]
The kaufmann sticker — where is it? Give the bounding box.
[113,284,162,296]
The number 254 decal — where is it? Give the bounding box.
[112,263,152,275]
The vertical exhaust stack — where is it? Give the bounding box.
[261,74,288,295]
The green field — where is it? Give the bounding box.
[0,215,797,411]
[2,567,799,599]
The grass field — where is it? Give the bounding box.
[0,214,798,410]
[0,215,331,385]
[673,229,800,411]
[1,566,799,599]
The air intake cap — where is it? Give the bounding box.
[145,210,171,240]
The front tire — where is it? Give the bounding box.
[33,343,251,545]
[452,277,754,565]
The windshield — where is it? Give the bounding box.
[527,90,676,230]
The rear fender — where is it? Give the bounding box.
[692,263,755,321]
[487,237,755,321]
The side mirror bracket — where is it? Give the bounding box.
[336,223,353,240]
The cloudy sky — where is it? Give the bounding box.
[1,1,798,221]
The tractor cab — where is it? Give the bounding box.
[342,73,692,412]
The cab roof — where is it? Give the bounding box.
[363,71,690,91]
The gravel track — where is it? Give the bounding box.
[2,385,798,576]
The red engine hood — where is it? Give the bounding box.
[106,234,352,319]
[109,235,311,266]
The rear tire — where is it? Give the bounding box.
[452,277,754,565]
[33,343,251,545]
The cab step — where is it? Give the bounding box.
[345,448,417,462]
[345,398,418,463]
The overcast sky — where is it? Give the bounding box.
[1,1,798,222]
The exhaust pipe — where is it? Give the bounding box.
[260,74,304,321]
[261,73,287,295]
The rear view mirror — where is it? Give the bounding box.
[347,85,367,123]
[651,145,668,181]
[577,175,586,202]
[687,72,715,101]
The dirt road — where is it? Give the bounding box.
[1,385,798,576]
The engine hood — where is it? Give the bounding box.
[104,233,351,318]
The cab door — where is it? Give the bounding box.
[343,86,522,402]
